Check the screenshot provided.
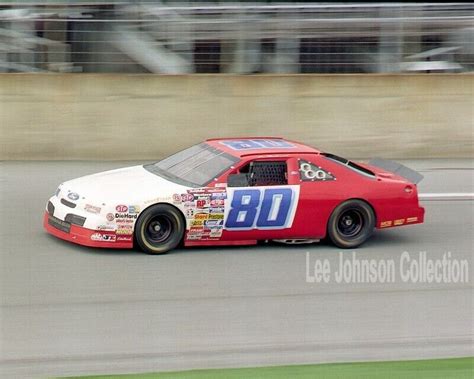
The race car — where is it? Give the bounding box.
[44,137,424,254]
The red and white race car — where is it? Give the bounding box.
[44,137,424,254]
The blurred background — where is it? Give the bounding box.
[0,1,473,74]
[0,1,472,159]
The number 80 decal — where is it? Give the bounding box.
[224,186,300,230]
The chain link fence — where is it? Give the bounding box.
[0,2,473,73]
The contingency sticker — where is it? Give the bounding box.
[185,188,227,240]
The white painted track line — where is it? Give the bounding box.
[419,193,474,201]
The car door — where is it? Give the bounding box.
[214,156,303,241]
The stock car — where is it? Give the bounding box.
[44,137,425,254]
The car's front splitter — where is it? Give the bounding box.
[43,212,133,249]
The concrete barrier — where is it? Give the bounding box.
[0,74,472,160]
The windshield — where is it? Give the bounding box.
[144,143,239,187]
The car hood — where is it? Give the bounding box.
[58,165,190,204]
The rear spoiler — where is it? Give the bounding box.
[368,158,424,184]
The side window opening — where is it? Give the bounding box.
[321,153,375,178]
[240,161,288,186]
[299,159,335,182]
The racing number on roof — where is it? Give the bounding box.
[220,139,296,150]
[224,186,300,230]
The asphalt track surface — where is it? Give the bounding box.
[1,160,473,378]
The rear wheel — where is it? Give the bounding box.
[135,204,185,254]
[327,199,375,249]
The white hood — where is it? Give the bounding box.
[59,165,190,204]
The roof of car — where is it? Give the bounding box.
[205,137,320,158]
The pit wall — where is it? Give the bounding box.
[0,74,472,160]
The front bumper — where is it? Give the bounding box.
[43,211,133,249]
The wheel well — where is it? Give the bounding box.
[133,202,187,247]
[352,198,377,223]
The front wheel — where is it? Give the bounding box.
[135,204,185,254]
[327,200,375,249]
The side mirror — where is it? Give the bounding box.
[227,173,249,187]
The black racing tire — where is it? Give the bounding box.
[327,199,375,249]
[135,204,185,255]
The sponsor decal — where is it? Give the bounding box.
[117,222,133,229]
[173,193,194,204]
[189,226,204,233]
[191,220,204,227]
[128,205,140,214]
[380,221,392,228]
[115,213,138,220]
[97,224,116,231]
[211,192,227,200]
[106,213,115,221]
[187,188,207,194]
[117,228,133,235]
[406,217,418,223]
[116,205,128,213]
[181,193,194,202]
[224,186,299,231]
[117,224,132,230]
[209,228,223,238]
[117,235,133,242]
[188,227,205,239]
[194,213,209,220]
[196,199,208,208]
[185,208,195,217]
[91,232,116,242]
[209,213,224,220]
[144,196,169,205]
[210,207,225,214]
[67,192,80,201]
[204,219,223,228]
[299,160,334,182]
[210,199,225,207]
[84,204,101,214]
[394,219,405,226]
[116,218,134,224]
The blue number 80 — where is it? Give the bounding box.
[225,188,294,230]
